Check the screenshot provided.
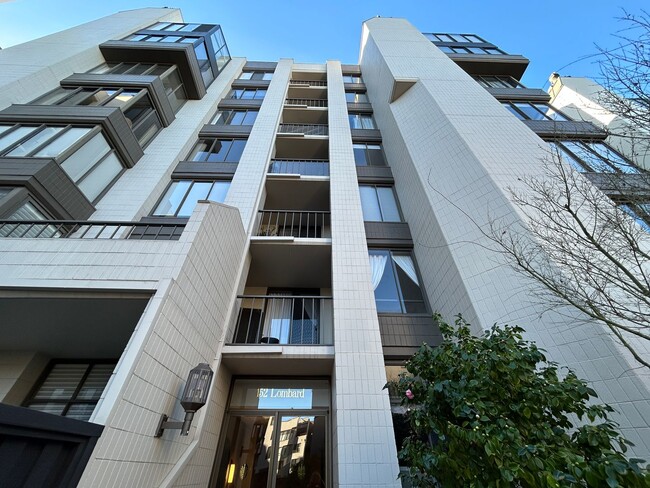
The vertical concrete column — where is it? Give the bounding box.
[225,58,292,232]
[327,60,400,487]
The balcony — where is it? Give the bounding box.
[269,159,329,176]
[285,98,328,108]
[289,79,327,87]
[278,123,328,137]
[0,220,185,240]
[256,210,330,238]
[231,295,333,345]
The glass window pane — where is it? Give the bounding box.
[148,22,171,30]
[32,364,88,400]
[78,152,122,201]
[359,186,382,221]
[238,72,252,80]
[0,125,12,137]
[33,87,74,105]
[177,181,212,217]
[349,115,360,129]
[154,181,192,216]
[240,89,255,100]
[562,142,612,173]
[253,89,266,99]
[211,111,230,125]
[206,140,232,162]
[7,202,46,221]
[76,364,114,400]
[230,111,246,125]
[65,404,96,421]
[368,145,386,166]
[370,250,402,312]
[104,89,140,108]
[225,140,246,162]
[189,140,211,161]
[504,103,525,120]
[161,36,182,43]
[27,403,66,416]
[243,111,258,125]
[377,187,401,222]
[361,115,376,129]
[35,127,91,158]
[60,132,111,182]
[393,253,426,313]
[6,127,63,156]
[587,142,638,173]
[207,181,230,203]
[263,72,273,80]
[0,126,38,153]
[353,144,368,166]
[514,102,546,120]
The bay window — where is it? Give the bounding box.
[153,179,230,217]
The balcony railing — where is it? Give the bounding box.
[285,98,328,108]
[256,210,330,238]
[278,123,328,136]
[269,159,329,176]
[232,295,333,345]
[0,220,185,240]
[289,79,327,87]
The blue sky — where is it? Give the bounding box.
[0,0,646,88]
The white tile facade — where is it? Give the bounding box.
[1,10,649,488]
[327,60,401,487]
[361,18,650,459]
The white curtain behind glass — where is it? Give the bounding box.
[264,293,292,343]
[392,255,419,285]
[369,254,388,290]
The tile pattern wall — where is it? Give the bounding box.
[327,60,401,488]
[361,18,650,458]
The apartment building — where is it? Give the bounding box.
[0,8,648,488]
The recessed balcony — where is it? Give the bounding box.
[230,295,333,345]
[255,210,330,238]
[269,159,329,177]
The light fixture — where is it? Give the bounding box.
[155,362,213,437]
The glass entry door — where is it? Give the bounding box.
[213,379,330,488]
[216,412,328,488]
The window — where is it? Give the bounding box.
[153,180,230,217]
[161,66,187,113]
[353,143,386,166]
[345,92,369,103]
[210,109,258,126]
[473,75,522,89]
[0,125,124,202]
[369,250,426,313]
[359,186,402,222]
[32,87,163,146]
[619,202,650,231]
[146,22,207,32]
[88,62,171,76]
[502,101,569,121]
[549,141,640,174]
[187,138,247,162]
[194,41,215,87]
[23,361,116,421]
[239,71,273,81]
[349,114,376,129]
[229,88,267,100]
[342,75,363,84]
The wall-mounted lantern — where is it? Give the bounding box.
[155,362,213,437]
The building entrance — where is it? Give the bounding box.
[212,379,330,488]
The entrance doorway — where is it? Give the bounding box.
[212,379,330,488]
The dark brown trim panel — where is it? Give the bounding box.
[199,124,252,138]
[364,222,413,247]
[524,120,607,140]
[356,166,394,183]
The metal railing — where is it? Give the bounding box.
[278,123,328,136]
[269,159,329,176]
[0,220,185,240]
[231,295,333,345]
[285,98,328,107]
[256,210,330,238]
[289,79,327,87]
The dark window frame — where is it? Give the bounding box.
[369,248,428,314]
[210,109,259,126]
[353,142,386,167]
[549,140,640,174]
[359,184,404,222]
[502,101,570,121]
[22,359,118,420]
[151,178,232,218]
[187,138,248,163]
[228,88,267,100]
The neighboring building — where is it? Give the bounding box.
[0,9,648,488]
[548,73,650,171]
